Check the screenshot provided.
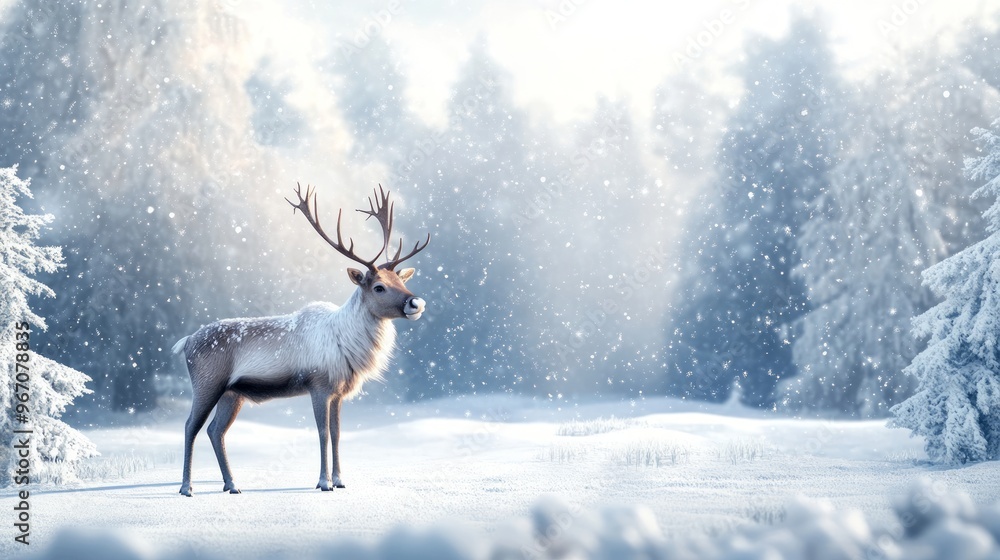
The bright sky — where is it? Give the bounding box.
[257,0,994,127]
[204,0,995,240]
[0,0,991,132]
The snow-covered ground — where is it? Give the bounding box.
[5,395,1000,559]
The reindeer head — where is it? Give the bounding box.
[287,184,430,321]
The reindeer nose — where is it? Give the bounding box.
[405,297,425,320]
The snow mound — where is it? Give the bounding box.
[30,480,1000,560]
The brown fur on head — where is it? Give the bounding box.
[347,267,423,320]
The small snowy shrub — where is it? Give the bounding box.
[718,437,766,464]
[744,501,787,525]
[557,416,635,437]
[537,444,587,463]
[70,450,179,483]
[613,441,689,468]
[883,450,919,464]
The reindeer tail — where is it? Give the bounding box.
[171,336,190,355]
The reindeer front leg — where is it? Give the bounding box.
[310,390,335,491]
[329,397,345,488]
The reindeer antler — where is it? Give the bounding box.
[380,231,432,271]
[286,183,384,273]
[357,185,394,264]
[287,183,430,273]
[357,184,431,271]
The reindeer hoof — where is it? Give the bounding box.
[179,486,193,497]
[223,483,241,494]
[318,478,345,491]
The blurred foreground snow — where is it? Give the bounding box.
[5,395,999,560]
[28,479,1000,560]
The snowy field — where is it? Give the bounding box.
[6,395,1000,559]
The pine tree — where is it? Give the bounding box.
[782,42,996,417]
[783,90,944,416]
[0,0,281,412]
[328,35,419,161]
[651,67,727,186]
[0,165,97,486]
[666,14,841,406]
[427,41,528,397]
[900,47,998,256]
[540,97,665,398]
[0,1,90,177]
[396,39,542,399]
[890,119,1000,463]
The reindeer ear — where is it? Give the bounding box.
[347,268,365,286]
[397,268,416,283]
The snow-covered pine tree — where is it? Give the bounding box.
[328,34,420,163]
[890,119,1000,463]
[651,66,727,187]
[0,0,285,412]
[0,165,97,486]
[404,39,539,399]
[901,47,998,257]
[782,74,947,417]
[540,97,666,397]
[666,13,842,406]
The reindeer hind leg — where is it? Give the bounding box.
[208,391,245,494]
[180,361,228,497]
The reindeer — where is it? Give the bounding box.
[174,184,429,496]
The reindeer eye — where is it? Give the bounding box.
[373,285,385,293]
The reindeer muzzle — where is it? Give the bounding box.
[404,297,425,320]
